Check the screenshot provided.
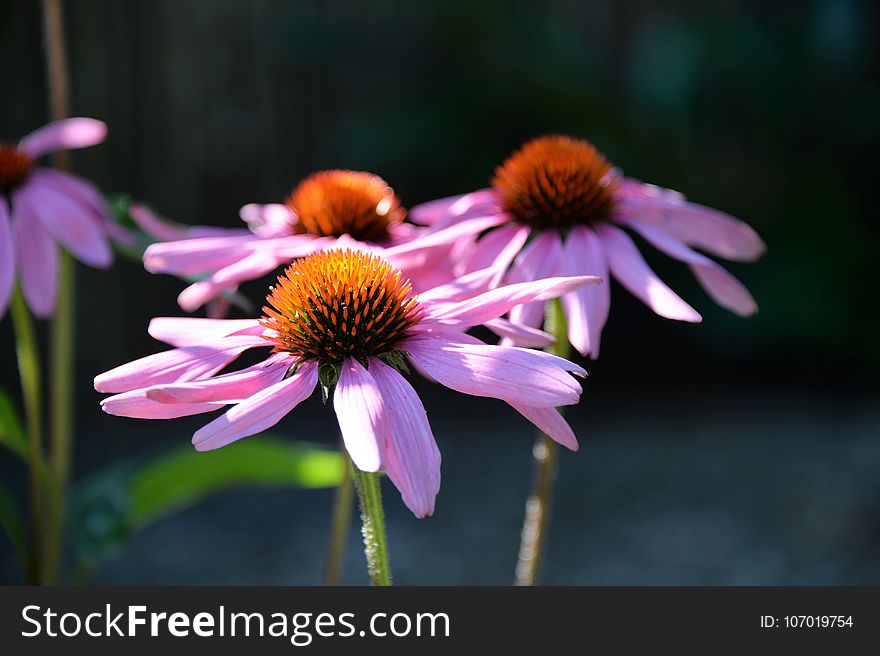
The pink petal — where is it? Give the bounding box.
[383,213,508,268]
[18,118,107,158]
[177,280,231,312]
[617,180,766,261]
[0,200,15,317]
[624,219,758,316]
[192,362,318,452]
[506,231,563,283]
[101,389,221,419]
[423,275,600,327]
[211,251,281,285]
[12,197,58,318]
[512,347,587,377]
[333,358,390,473]
[174,248,282,310]
[560,227,610,357]
[146,360,290,404]
[462,224,530,276]
[36,169,135,248]
[129,204,191,241]
[385,221,423,246]
[148,317,263,347]
[17,180,112,268]
[33,169,111,224]
[239,203,295,238]
[417,266,507,304]
[595,224,702,323]
[408,189,498,225]
[405,337,583,407]
[369,359,441,518]
[507,403,579,451]
[506,231,563,331]
[246,234,326,259]
[484,318,554,347]
[143,235,256,276]
[406,255,458,292]
[94,335,267,393]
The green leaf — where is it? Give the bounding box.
[0,388,27,460]
[0,482,28,570]
[69,436,344,567]
[129,437,344,526]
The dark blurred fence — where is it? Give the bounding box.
[2,0,877,398]
[1,0,879,586]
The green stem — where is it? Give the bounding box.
[324,453,354,585]
[515,298,570,586]
[351,461,391,586]
[41,0,74,585]
[45,252,74,584]
[10,289,45,585]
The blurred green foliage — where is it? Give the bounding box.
[2,0,876,387]
[0,483,27,568]
[69,436,344,569]
[0,389,27,460]
[129,437,343,525]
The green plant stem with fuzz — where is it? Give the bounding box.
[515,298,569,586]
[41,0,75,584]
[351,461,392,586]
[324,454,354,585]
[10,289,46,585]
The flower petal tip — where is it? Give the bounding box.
[141,246,163,273]
[98,398,125,417]
[191,432,215,451]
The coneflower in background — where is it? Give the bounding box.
[411,134,765,585]
[411,134,765,358]
[138,169,497,312]
[0,118,113,318]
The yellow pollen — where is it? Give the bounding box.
[260,249,422,364]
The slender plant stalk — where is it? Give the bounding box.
[324,454,354,585]
[10,289,45,585]
[44,253,74,584]
[41,0,72,170]
[515,298,569,586]
[351,461,392,586]
[41,0,75,584]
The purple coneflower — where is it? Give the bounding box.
[409,135,766,357]
[0,118,113,318]
[95,249,597,517]
[141,170,494,312]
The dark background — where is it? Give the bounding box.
[1,0,878,584]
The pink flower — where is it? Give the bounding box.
[408,135,767,358]
[95,249,599,517]
[141,170,480,313]
[0,118,114,318]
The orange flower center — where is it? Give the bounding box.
[0,143,34,194]
[260,249,422,364]
[492,135,619,231]
[285,170,406,243]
